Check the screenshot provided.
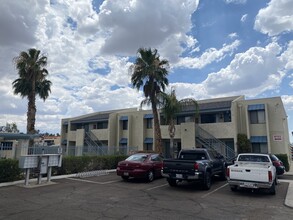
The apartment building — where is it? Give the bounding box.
[60,95,291,161]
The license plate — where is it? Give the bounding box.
[241,182,256,188]
[176,174,183,178]
[124,172,129,176]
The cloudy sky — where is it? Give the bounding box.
[0,0,293,139]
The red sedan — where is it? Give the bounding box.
[116,153,164,182]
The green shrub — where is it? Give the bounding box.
[237,134,251,153]
[0,159,23,183]
[53,155,127,175]
[275,154,290,172]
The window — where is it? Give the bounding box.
[122,120,128,130]
[252,143,268,153]
[201,114,216,123]
[97,121,108,129]
[146,118,152,129]
[144,143,153,151]
[250,110,265,124]
[1,142,13,150]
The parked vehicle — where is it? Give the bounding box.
[226,153,277,195]
[116,153,163,182]
[269,154,285,175]
[161,148,226,190]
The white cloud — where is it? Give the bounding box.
[202,42,285,97]
[98,0,199,57]
[175,40,241,69]
[241,14,248,23]
[228,33,238,39]
[224,0,247,4]
[254,0,293,36]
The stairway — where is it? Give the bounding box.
[195,125,236,162]
[84,131,107,155]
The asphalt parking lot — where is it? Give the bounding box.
[0,173,292,220]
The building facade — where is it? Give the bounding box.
[60,95,291,162]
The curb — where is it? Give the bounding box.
[0,169,117,188]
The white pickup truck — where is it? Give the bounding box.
[226,153,277,195]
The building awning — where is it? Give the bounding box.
[248,104,265,111]
[144,138,153,144]
[120,116,128,121]
[144,114,153,119]
[250,136,267,143]
[119,138,128,144]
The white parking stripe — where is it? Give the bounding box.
[146,184,168,191]
[67,178,120,184]
[201,183,228,198]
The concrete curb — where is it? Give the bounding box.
[0,169,117,188]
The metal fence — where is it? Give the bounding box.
[63,145,138,156]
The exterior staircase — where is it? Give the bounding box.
[195,124,236,162]
[84,131,107,155]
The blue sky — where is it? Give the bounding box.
[0,0,293,140]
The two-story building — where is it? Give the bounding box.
[60,95,291,162]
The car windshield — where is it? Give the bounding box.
[126,154,148,162]
[179,153,206,160]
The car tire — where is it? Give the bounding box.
[202,172,211,190]
[219,166,227,181]
[121,176,129,181]
[167,178,177,187]
[230,185,237,192]
[146,170,154,182]
[269,181,276,195]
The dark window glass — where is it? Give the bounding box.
[146,118,152,129]
[122,120,128,130]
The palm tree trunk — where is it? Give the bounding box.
[169,119,175,158]
[27,79,36,147]
[152,103,163,154]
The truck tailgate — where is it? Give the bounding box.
[163,159,196,175]
[229,163,271,182]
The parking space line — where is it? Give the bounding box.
[66,178,120,185]
[146,184,168,191]
[201,183,228,198]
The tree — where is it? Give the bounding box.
[0,123,19,133]
[161,88,180,157]
[130,48,169,154]
[237,133,251,153]
[12,48,51,144]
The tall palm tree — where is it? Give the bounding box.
[130,48,169,154]
[12,48,51,143]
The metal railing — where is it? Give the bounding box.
[195,124,236,162]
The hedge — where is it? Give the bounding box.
[0,159,23,183]
[0,155,127,183]
[53,155,128,175]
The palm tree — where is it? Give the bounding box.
[130,48,169,154]
[161,88,181,157]
[161,89,199,157]
[12,48,51,144]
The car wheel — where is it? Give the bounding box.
[167,178,177,187]
[219,167,227,181]
[146,170,154,182]
[230,185,237,192]
[202,172,211,190]
[121,176,129,181]
[269,181,276,195]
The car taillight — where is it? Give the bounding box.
[273,161,281,166]
[226,167,230,178]
[194,163,199,171]
[268,170,272,182]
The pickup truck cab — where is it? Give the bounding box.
[162,148,226,190]
[226,153,277,195]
